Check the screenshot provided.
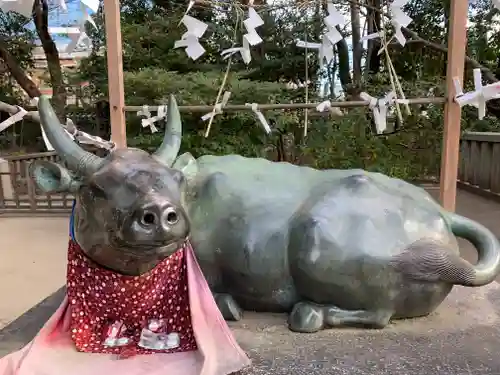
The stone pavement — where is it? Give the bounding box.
[0,187,499,374]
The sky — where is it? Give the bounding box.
[27,0,93,49]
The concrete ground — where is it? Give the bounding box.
[1,187,500,374]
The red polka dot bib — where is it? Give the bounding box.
[66,239,197,357]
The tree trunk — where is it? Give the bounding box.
[350,0,362,87]
[33,0,67,121]
[335,25,353,94]
[365,0,381,75]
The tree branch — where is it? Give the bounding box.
[344,0,498,83]
[0,38,41,98]
[33,0,67,120]
[400,26,498,83]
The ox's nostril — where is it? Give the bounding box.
[164,208,179,225]
[141,212,157,226]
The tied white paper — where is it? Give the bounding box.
[390,0,412,46]
[296,1,344,67]
[316,101,343,116]
[286,80,311,90]
[359,91,397,134]
[221,6,264,64]
[202,91,231,121]
[0,0,34,18]
[245,103,271,134]
[137,105,169,133]
[316,100,331,112]
[0,106,27,133]
[453,68,500,119]
[81,0,99,12]
[361,1,411,47]
[243,7,264,46]
[42,124,114,151]
[221,38,252,64]
[360,30,384,42]
[75,131,115,149]
[174,15,208,61]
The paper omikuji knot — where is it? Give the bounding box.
[221,4,264,64]
[296,1,344,67]
[453,68,500,120]
[360,0,412,47]
[174,14,208,61]
[137,105,169,133]
[359,91,397,134]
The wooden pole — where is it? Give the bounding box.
[439,0,469,212]
[103,0,127,148]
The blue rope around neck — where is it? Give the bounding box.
[69,199,76,241]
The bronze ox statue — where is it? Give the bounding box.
[30,95,500,333]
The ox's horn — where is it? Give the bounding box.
[153,95,182,166]
[38,96,103,174]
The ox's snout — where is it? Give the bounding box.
[118,199,190,249]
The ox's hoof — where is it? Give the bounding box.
[288,302,324,333]
[214,293,243,321]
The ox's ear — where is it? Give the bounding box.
[28,160,81,193]
[172,152,198,181]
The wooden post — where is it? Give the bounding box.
[103,0,127,148]
[439,0,469,212]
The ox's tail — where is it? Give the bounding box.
[389,213,500,287]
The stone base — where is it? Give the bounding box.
[2,284,500,374]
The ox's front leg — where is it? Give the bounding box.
[288,302,392,332]
[213,293,243,321]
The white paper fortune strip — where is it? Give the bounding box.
[174,15,208,61]
[137,104,169,133]
[360,30,384,42]
[0,106,27,133]
[453,68,500,120]
[75,131,115,149]
[245,103,271,134]
[359,91,398,134]
[81,0,99,12]
[316,100,343,116]
[201,91,232,121]
[221,4,264,64]
[316,100,332,112]
[243,7,264,46]
[221,38,252,64]
[296,1,344,67]
[389,0,412,46]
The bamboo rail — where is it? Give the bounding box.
[123,97,446,112]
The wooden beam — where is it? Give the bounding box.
[439,0,469,212]
[103,0,127,148]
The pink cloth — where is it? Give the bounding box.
[0,241,251,375]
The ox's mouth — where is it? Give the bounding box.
[110,235,187,255]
